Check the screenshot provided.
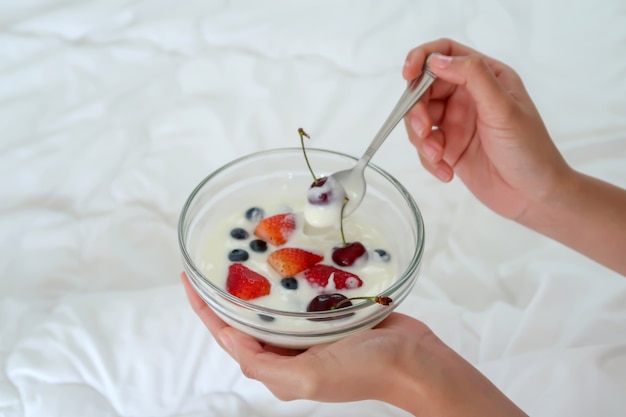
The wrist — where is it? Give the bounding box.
[381,330,529,417]
[378,331,437,416]
[517,163,580,228]
[517,167,626,275]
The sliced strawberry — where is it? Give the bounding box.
[254,213,296,246]
[268,248,323,277]
[226,263,271,301]
[302,264,363,290]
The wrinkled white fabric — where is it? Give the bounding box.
[1,1,625,416]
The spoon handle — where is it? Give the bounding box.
[362,63,437,163]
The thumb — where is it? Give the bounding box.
[218,327,308,399]
[428,53,513,115]
[218,327,294,379]
[218,327,264,362]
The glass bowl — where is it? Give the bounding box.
[178,148,424,349]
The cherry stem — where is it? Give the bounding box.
[339,197,349,247]
[333,295,393,310]
[298,128,318,183]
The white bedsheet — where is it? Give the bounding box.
[1,1,626,416]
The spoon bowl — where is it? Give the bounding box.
[332,56,436,217]
[331,159,367,216]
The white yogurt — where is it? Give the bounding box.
[200,196,396,313]
[304,176,347,228]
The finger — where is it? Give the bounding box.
[219,327,316,400]
[418,145,455,183]
[403,38,512,107]
[402,38,506,80]
[405,100,433,138]
[261,343,304,356]
[405,116,440,163]
[402,38,501,81]
[404,113,423,151]
[406,114,445,161]
[218,326,265,361]
[222,328,349,401]
[428,54,513,117]
[406,98,447,129]
[425,99,446,127]
[405,120,454,183]
[180,272,228,337]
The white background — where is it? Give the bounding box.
[1,1,626,416]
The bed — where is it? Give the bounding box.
[2,1,626,416]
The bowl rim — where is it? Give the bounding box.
[178,147,425,320]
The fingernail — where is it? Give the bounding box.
[430,54,453,69]
[219,331,234,352]
[422,142,438,161]
[435,166,453,182]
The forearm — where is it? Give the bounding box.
[384,333,528,417]
[521,168,626,276]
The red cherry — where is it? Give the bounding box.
[308,177,331,205]
[307,293,352,311]
[298,128,346,207]
[332,242,368,267]
[307,176,346,206]
[306,293,354,321]
[305,293,393,322]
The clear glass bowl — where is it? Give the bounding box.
[178,148,424,348]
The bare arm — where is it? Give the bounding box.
[521,169,626,275]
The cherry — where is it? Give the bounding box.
[299,128,346,206]
[332,242,368,266]
[307,293,352,312]
[306,293,353,321]
[307,175,346,206]
[331,198,368,266]
[306,293,393,321]
[308,176,331,205]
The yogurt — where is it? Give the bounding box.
[304,175,347,228]
[199,196,396,313]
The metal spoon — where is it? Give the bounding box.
[332,56,437,216]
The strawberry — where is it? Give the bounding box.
[302,264,363,290]
[267,248,323,277]
[254,213,296,246]
[226,263,271,301]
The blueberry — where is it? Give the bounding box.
[245,207,265,222]
[258,314,275,322]
[249,239,268,253]
[230,227,249,240]
[374,249,391,262]
[280,277,298,290]
[228,249,249,262]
